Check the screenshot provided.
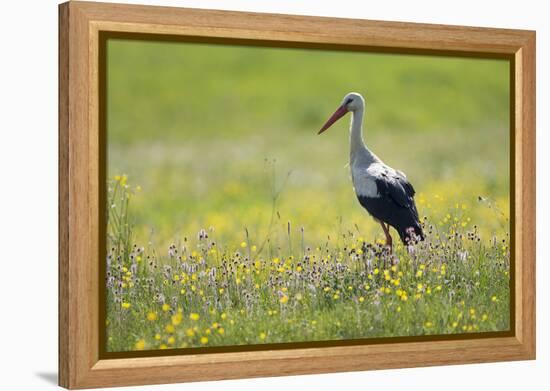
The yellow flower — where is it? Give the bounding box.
[259,332,266,340]
[218,327,225,335]
[251,245,257,252]
[159,344,168,350]
[147,312,158,321]
[374,268,379,275]
[171,313,183,326]
[359,296,365,303]
[190,313,200,321]
[482,314,488,321]
[162,303,170,312]
[165,324,175,333]
[167,336,175,345]
[200,336,209,344]
[240,242,247,248]
[114,175,121,181]
[134,339,145,350]
[279,295,289,304]
[185,328,195,337]
[333,294,340,300]
[121,302,131,309]
[425,321,433,328]
[279,295,288,304]
[492,295,497,302]
[221,313,227,320]
[218,288,224,294]
[416,270,423,277]
[154,333,161,340]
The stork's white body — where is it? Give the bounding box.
[347,96,401,199]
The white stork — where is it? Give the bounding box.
[318,92,424,250]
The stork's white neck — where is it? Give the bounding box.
[349,106,378,166]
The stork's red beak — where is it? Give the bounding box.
[318,105,348,134]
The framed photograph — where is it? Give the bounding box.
[59,1,536,389]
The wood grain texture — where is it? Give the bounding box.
[58,3,70,387]
[516,35,536,354]
[58,1,536,388]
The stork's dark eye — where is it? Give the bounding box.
[345,98,353,105]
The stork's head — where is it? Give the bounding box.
[318,92,365,134]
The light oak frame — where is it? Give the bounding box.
[59,1,536,388]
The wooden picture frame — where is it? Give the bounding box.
[59,1,536,388]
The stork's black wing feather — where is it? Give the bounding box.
[361,171,423,244]
[374,172,415,209]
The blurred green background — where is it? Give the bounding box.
[107,39,510,248]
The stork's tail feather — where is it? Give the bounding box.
[399,224,424,245]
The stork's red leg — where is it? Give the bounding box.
[380,222,393,253]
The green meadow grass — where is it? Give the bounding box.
[105,39,511,351]
[106,180,510,351]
